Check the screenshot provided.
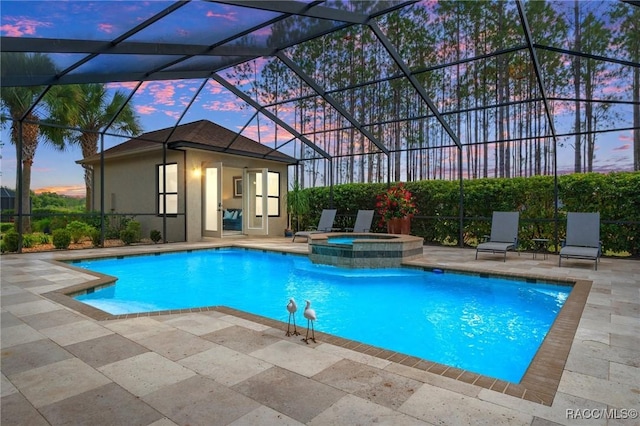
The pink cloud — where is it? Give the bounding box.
[206,11,238,22]
[163,110,181,120]
[1,18,50,37]
[618,133,633,143]
[98,23,114,34]
[106,81,140,91]
[202,100,242,112]
[136,105,157,115]
[148,82,175,106]
[613,144,630,151]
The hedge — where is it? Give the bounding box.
[297,172,640,256]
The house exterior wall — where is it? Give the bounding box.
[92,148,289,243]
[91,149,187,243]
[185,150,289,241]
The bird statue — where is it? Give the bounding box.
[285,298,300,336]
[302,300,316,344]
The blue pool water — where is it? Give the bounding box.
[72,248,571,382]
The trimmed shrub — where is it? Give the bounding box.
[150,229,162,243]
[32,218,52,234]
[119,229,137,245]
[34,233,51,245]
[52,229,72,249]
[89,228,102,247]
[126,220,142,242]
[1,229,20,252]
[1,223,15,233]
[21,233,35,248]
[66,220,90,243]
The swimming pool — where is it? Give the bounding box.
[72,248,572,383]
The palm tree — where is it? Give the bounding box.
[0,52,69,233]
[61,84,142,211]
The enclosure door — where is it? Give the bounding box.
[202,163,222,238]
[243,168,268,236]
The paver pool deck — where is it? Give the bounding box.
[2,239,638,425]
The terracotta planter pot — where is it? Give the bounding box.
[387,217,411,234]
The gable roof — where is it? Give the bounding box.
[1,187,16,198]
[80,120,295,164]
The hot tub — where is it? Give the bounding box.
[307,233,424,268]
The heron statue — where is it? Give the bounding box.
[302,300,317,344]
[286,298,300,336]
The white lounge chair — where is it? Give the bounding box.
[345,210,374,233]
[559,212,601,270]
[475,211,520,262]
[292,209,337,242]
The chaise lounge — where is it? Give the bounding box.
[475,211,520,262]
[559,212,601,270]
[293,209,337,242]
[344,210,374,233]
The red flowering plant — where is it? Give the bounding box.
[375,183,418,221]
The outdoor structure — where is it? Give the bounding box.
[1,1,638,249]
[79,120,293,242]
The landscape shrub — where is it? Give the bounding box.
[89,228,102,247]
[1,223,14,233]
[21,233,35,248]
[119,219,142,245]
[33,218,52,234]
[150,229,162,243]
[66,220,90,243]
[301,171,640,256]
[1,229,20,252]
[52,229,72,249]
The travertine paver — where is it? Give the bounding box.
[159,312,233,335]
[231,366,346,424]
[308,393,430,426]
[143,375,260,426]
[10,357,112,408]
[137,329,216,361]
[101,316,176,340]
[38,382,164,426]
[64,333,150,368]
[40,318,114,346]
[557,370,640,409]
[249,339,342,377]
[203,324,283,353]
[0,324,46,349]
[227,405,304,426]
[98,352,195,397]
[179,344,273,386]
[315,342,393,370]
[313,359,422,410]
[1,339,74,376]
[399,383,533,425]
[3,299,61,317]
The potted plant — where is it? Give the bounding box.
[286,180,310,235]
[376,183,418,234]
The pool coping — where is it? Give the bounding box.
[42,245,591,407]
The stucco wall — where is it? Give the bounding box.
[91,149,187,242]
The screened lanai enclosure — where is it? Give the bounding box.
[1,1,639,251]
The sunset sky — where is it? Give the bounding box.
[1,0,636,197]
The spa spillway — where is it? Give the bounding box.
[307,233,424,268]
